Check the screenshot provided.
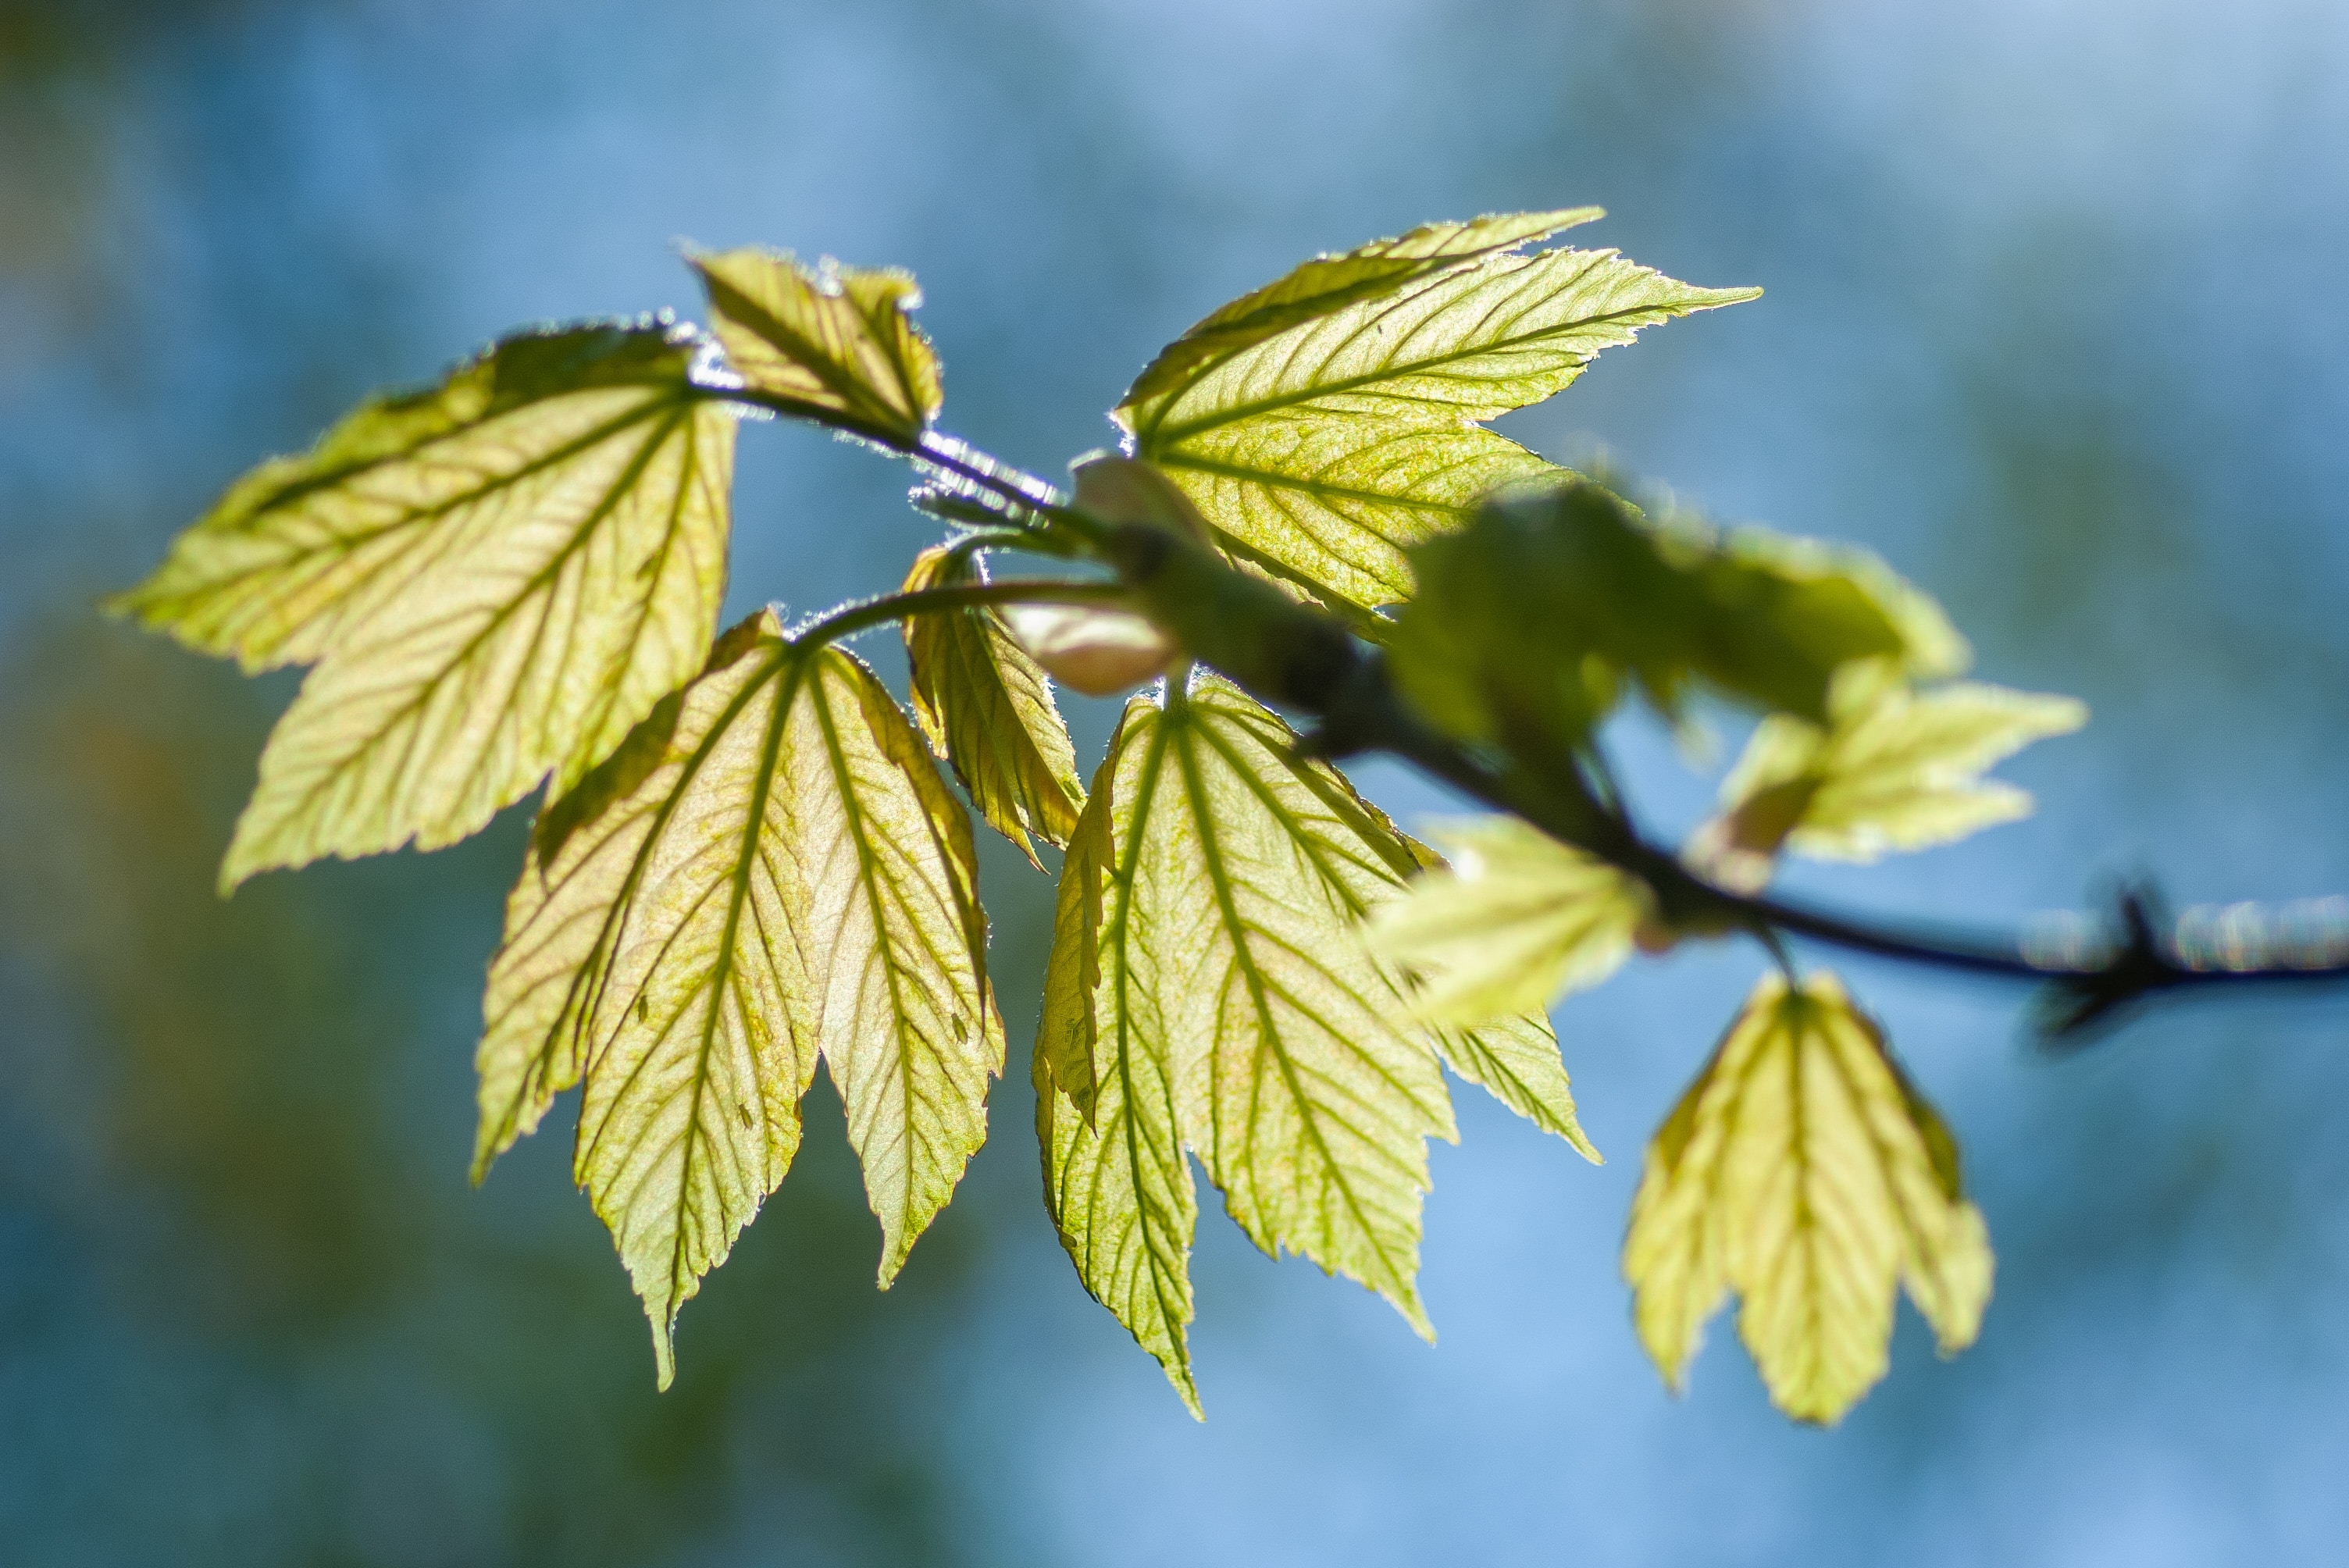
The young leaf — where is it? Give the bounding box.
[1425,1011,1602,1164]
[1388,478,1965,766]
[107,322,737,887]
[1622,971,1993,1424]
[691,248,942,444]
[1120,208,1602,412]
[1364,815,1652,1029]
[473,615,999,1386]
[1033,680,1597,1399]
[900,547,1085,868]
[1035,922,1202,1415]
[1043,670,1543,1378]
[1691,662,2088,886]
[1114,216,1756,612]
[1363,821,1604,1161]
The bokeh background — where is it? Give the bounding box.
[5,1,2349,1562]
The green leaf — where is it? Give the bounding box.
[1114,216,1756,612]
[1691,661,2088,886]
[1043,671,1585,1398]
[1424,1011,1602,1164]
[1388,478,1966,768]
[1364,815,1650,1029]
[1622,971,1992,1425]
[474,614,1000,1387]
[1120,208,1604,412]
[692,248,942,444]
[108,320,737,889]
[1035,964,1202,1413]
[900,546,1085,868]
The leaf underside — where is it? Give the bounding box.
[1036,672,1590,1407]
[1365,814,1649,1032]
[475,615,1000,1387]
[901,546,1086,867]
[1713,667,2088,866]
[109,320,737,889]
[1623,971,1991,1424]
[692,247,943,444]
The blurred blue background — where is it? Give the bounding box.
[5,1,2348,1562]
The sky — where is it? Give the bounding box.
[4,1,2348,1563]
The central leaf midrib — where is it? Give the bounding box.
[484,648,786,1176]
[188,387,683,639]
[1152,449,1483,521]
[708,273,911,433]
[572,647,794,1132]
[1145,293,1677,447]
[814,657,932,1253]
[1171,708,1406,1285]
[267,408,689,836]
[664,641,800,1310]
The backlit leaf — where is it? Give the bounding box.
[1622,971,1992,1424]
[692,248,942,444]
[108,322,737,887]
[473,614,999,1386]
[1695,661,2087,885]
[1036,1035,1203,1417]
[1365,815,1650,1028]
[1115,216,1755,613]
[1121,208,1602,412]
[1041,673,1593,1398]
[1425,1010,1602,1164]
[1390,478,1965,768]
[901,547,1085,868]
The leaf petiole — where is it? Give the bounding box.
[782,579,1132,650]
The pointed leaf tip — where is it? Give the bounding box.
[1695,668,2088,882]
[692,247,942,443]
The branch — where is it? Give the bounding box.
[1103,521,2349,1035]
[784,419,2349,1036]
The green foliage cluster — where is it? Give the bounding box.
[112,216,2081,1424]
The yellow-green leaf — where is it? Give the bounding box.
[1035,981,1201,1413]
[1365,815,1650,1028]
[1698,662,2088,880]
[900,546,1085,868]
[1042,672,1475,1381]
[1115,216,1756,612]
[1120,208,1602,414]
[692,248,942,444]
[473,615,1000,1387]
[1425,1010,1602,1164]
[1622,971,1993,1424]
[108,321,723,672]
[106,322,737,888]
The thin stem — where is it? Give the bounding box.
[710,387,1107,547]
[1288,636,2349,1029]
[943,528,1057,565]
[783,579,1129,648]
